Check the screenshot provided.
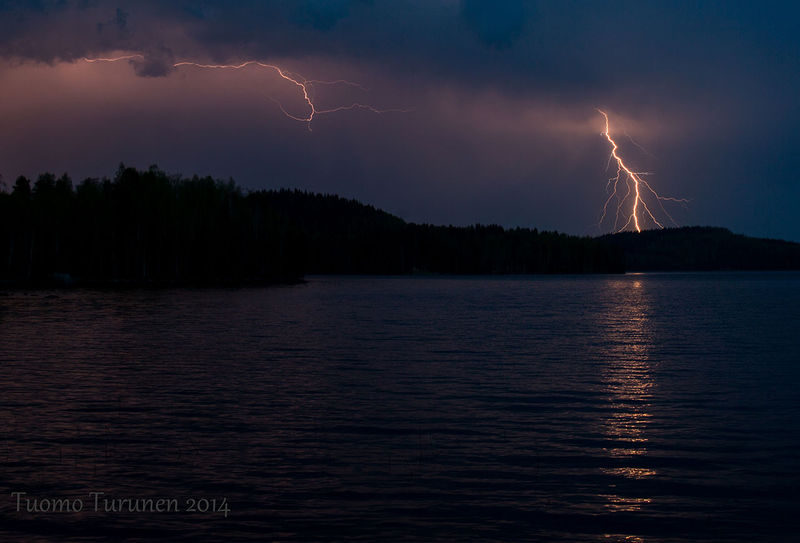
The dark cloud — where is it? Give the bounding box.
[130,46,174,77]
[2,1,798,98]
[288,0,357,31]
[460,0,529,49]
[96,7,128,33]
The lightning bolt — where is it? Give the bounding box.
[597,109,688,233]
[83,55,410,130]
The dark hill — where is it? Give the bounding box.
[4,167,795,284]
[251,190,624,274]
[0,166,623,287]
[602,227,800,271]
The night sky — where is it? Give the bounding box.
[1,1,799,240]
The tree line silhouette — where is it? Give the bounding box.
[0,164,627,286]
[0,166,303,286]
[603,227,800,271]
[253,190,624,275]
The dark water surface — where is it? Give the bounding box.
[1,273,799,542]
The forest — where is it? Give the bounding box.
[0,166,624,286]
[604,227,800,271]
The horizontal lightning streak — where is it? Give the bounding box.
[82,55,408,129]
[83,55,144,63]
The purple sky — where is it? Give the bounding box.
[1,1,799,240]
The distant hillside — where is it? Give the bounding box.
[254,190,624,274]
[0,166,623,287]
[7,167,794,283]
[602,227,800,271]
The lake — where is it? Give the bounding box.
[1,273,798,541]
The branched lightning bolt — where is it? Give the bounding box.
[83,55,410,130]
[597,109,688,233]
